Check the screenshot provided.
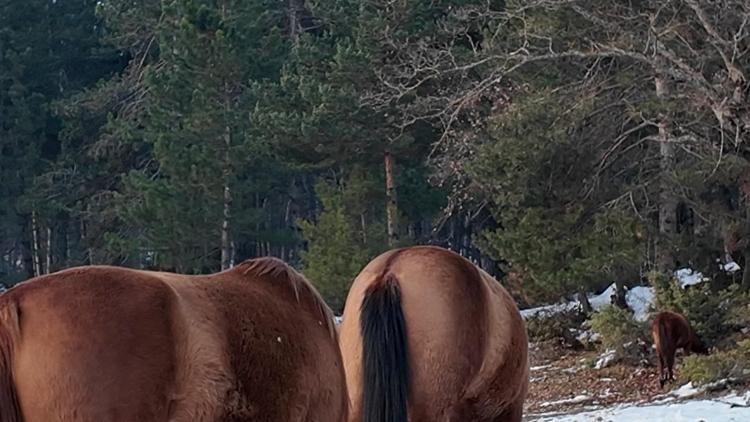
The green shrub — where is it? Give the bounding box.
[585,305,649,363]
[723,285,750,330]
[681,340,750,385]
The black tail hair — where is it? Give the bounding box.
[360,275,409,422]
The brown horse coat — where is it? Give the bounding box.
[338,246,529,422]
[651,310,707,387]
[0,257,347,422]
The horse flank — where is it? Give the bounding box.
[0,299,21,422]
[651,310,707,387]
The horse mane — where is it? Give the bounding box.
[235,257,337,340]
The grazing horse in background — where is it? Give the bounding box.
[651,310,708,388]
[0,257,347,422]
[338,246,529,422]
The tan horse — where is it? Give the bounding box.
[0,257,347,422]
[338,246,528,422]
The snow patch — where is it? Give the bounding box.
[719,390,750,407]
[676,268,708,288]
[595,349,617,370]
[576,329,601,344]
[540,394,592,408]
[723,261,741,273]
[520,267,710,321]
[589,283,617,309]
[520,301,579,319]
[529,391,750,421]
[626,286,654,322]
[672,382,702,399]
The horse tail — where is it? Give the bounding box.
[0,299,21,422]
[360,275,409,422]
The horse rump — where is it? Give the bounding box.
[360,275,409,422]
[0,300,21,422]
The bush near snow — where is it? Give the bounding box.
[585,305,650,365]
[681,340,750,386]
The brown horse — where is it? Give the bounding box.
[338,246,529,422]
[0,257,347,422]
[651,310,708,388]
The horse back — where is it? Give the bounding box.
[205,258,347,422]
[4,266,179,421]
[652,311,693,352]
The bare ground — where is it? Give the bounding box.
[523,340,748,419]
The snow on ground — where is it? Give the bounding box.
[520,267,716,322]
[540,394,592,408]
[724,261,741,273]
[670,382,702,399]
[520,301,579,319]
[588,283,618,309]
[675,268,708,288]
[529,390,750,421]
[594,349,617,370]
[625,286,653,322]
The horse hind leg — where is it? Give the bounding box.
[666,351,676,383]
[656,349,667,388]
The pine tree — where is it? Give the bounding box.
[299,173,388,312]
[1,0,124,279]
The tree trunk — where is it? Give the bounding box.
[361,213,368,245]
[384,151,398,246]
[31,210,42,277]
[80,212,94,265]
[462,214,471,257]
[281,198,293,260]
[612,279,628,309]
[655,75,677,274]
[741,247,750,291]
[45,226,52,274]
[64,219,71,266]
[287,0,304,41]
[220,87,233,271]
[221,183,232,270]
[577,289,593,314]
[20,229,33,279]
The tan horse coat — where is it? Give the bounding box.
[338,246,529,422]
[0,257,347,422]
